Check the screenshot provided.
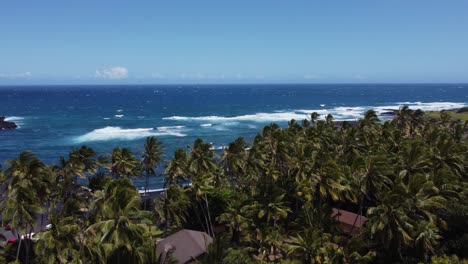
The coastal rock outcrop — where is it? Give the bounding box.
[0,117,18,130]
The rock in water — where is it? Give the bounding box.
[0,117,18,130]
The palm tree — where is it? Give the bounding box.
[367,197,414,261]
[217,193,250,243]
[430,138,465,179]
[284,228,332,264]
[242,185,291,228]
[221,137,248,187]
[34,215,81,263]
[154,185,190,237]
[397,140,430,182]
[297,160,352,208]
[141,136,164,209]
[109,147,140,179]
[88,178,153,264]
[0,151,52,264]
[70,146,98,173]
[188,139,218,238]
[164,148,189,187]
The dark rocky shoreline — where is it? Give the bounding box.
[0,117,17,130]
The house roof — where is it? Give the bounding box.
[156,229,213,264]
[331,208,368,228]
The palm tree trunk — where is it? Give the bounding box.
[348,188,364,236]
[163,203,169,238]
[16,228,22,261]
[193,202,207,234]
[25,224,32,264]
[204,193,215,239]
[199,201,212,237]
[144,171,149,210]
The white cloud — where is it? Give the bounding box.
[0,72,32,79]
[95,66,128,79]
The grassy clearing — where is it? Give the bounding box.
[426,110,468,121]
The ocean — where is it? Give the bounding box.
[1,84,467,188]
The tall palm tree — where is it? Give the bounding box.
[0,151,52,264]
[154,185,190,237]
[221,137,248,187]
[141,136,164,209]
[217,193,250,243]
[88,178,153,264]
[164,148,189,187]
[188,139,218,238]
[367,196,414,261]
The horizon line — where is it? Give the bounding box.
[0,82,467,87]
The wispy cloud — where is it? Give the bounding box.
[0,71,32,79]
[95,66,128,79]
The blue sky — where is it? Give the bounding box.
[1,1,468,84]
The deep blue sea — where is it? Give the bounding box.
[1,84,467,188]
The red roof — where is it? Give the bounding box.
[331,208,368,228]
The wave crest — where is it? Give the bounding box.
[4,116,24,121]
[74,126,186,143]
[163,102,466,123]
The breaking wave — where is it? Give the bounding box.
[4,116,25,127]
[4,116,25,122]
[163,112,311,122]
[163,102,467,123]
[74,126,186,143]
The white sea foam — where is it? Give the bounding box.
[163,112,311,122]
[114,114,124,118]
[320,104,326,107]
[200,123,213,127]
[156,125,185,131]
[116,109,123,112]
[74,126,186,143]
[162,101,466,124]
[4,116,24,121]
[103,117,110,120]
[4,116,25,127]
[392,102,466,112]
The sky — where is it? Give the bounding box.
[1,1,468,84]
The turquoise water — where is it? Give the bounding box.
[1,84,467,187]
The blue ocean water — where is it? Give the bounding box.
[1,84,467,188]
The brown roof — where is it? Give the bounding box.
[156,229,213,264]
[331,208,368,228]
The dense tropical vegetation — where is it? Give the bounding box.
[1,107,467,264]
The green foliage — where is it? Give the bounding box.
[430,255,468,264]
[88,172,111,192]
[222,248,255,264]
[1,107,467,264]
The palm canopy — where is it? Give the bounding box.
[141,136,164,175]
[1,151,52,233]
[109,147,141,178]
[88,178,154,264]
[164,148,189,187]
